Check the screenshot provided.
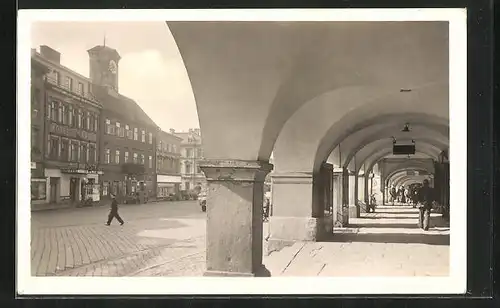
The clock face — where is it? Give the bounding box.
[108,60,117,74]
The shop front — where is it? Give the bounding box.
[60,164,103,205]
[102,163,155,204]
[31,162,47,205]
[156,174,182,200]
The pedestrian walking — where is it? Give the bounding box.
[390,186,397,205]
[417,179,434,231]
[105,194,124,226]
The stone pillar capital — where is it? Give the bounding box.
[199,159,273,182]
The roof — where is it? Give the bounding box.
[158,129,183,142]
[90,83,157,128]
[174,132,202,145]
[87,45,121,61]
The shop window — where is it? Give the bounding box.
[105,148,110,164]
[31,179,47,201]
[148,155,153,168]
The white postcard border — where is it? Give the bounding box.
[17,8,467,295]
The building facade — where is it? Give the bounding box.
[32,46,103,207]
[30,53,49,204]
[174,128,206,191]
[88,44,158,202]
[155,129,182,199]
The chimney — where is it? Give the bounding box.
[40,45,61,64]
[169,128,175,134]
[189,129,193,134]
[194,128,200,135]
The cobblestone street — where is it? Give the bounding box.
[31,201,207,277]
[31,202,449,277]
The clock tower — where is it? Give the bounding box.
[88,44,121,92]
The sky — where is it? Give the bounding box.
[31,21,199,132]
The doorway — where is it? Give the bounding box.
[69,178,78,202]
[49,177,59,203]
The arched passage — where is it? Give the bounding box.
[168,21,449,276]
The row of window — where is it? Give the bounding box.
[185,147,203,158]
[157,157,180,173]
[104,148,153,168]
[47,100,99,133]
[47,135,97,164]
[157,140,178,153]
[105,119,153,144]
[48,70,86,95]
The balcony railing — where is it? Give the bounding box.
[45,76,98,103]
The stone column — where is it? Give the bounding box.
[341,168,350,225]
[268,167,330,253]
[199,159,272,277]
[332,170,343,227]
[348,173,357,219]
[364,174,370,204]
[358,175,366,214]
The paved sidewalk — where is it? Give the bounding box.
[264,206,449,277]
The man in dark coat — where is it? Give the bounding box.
[417,179,434,231]
[105,194,124,226]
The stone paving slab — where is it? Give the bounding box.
[263,206,450,277]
